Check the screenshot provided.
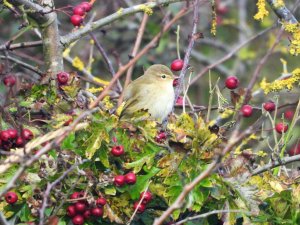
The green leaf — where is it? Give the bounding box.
[86,134,102,159]
[18,204,30,222]
[61,133,76,149]
[98,145,110,168]
[124,153,155,173]
[104,186,117,196]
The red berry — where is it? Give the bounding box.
[70,15,83,27]
[3,75,16,87]
[170,59,184,71]
[67,205,77,217]
[73,6,85,16]
[75,202,87,213]
[91,207,103,217]
[96,197,107,206]
[124,172,137,185]
[79,2,92,12]
[0,130,11,142]
[139,191,152,204]
[111,145,124,156]
[288,142,300,156]
[72,215,84,225]
[275,122,288,134]
[216,6,228,14]
[70,191,84,200]
[263,101,276,112]
[176,96,184,105]
[133,202,146,213]
[83,209,91,219]
[225,76,239,89]
[114,175,125,187]
[21,129,34,140]
[57,72,70,85]
[5,192,18,204]
[155,131,167,143]
[284,110,294,120]
[15,136,25,147]
[173,78,179,87]
[241,105,253,117]
[7,129,18,139]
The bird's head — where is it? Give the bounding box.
[144,64,176,82]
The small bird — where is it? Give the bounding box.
[120,64,176,122]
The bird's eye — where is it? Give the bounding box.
[161,74,166,79]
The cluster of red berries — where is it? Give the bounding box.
[3,74,16,87]
[0,128,33,150]
[70,1,92,26]
[67,192,106,225]
[114,172,136,187]
[133,191,152,213]
[224,76,291,135]
[4,191,18,204]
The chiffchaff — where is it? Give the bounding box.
[120,64,176,122]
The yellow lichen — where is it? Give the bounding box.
[274,0,284,8]
[211,11,217,36]
[254,0,269,21]
[87,87,103,93]
[93,77,110,85]
[103,96,114,110]
[72,56,85,71]
[220,109,234,119]
[139,4,153,15]
[3,0,13,9]
[89,39,95,45]
[117,8,123,15]
[260,68,300,94]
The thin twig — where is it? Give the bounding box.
[0,41,42,51]
[190,26,274,85]
[89,32,122,92]
[174,209,248,225]
[174,0,201,102]
[0,55,44,75]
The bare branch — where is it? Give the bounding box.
[0,41,43,51]
[252,154,300,175]
[60,0,186,46]
[266,0,299,24]
[0,55,44,75]
[174,0,201,102]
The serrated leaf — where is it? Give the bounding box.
[18,204,30,222]
[124,153,155,173]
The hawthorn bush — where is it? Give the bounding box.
[0,0,299,225]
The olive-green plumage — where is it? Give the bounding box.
[120,64,176,122]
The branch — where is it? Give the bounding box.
[174,0,201,102]
[0,40,43,51]
[266,0,299,24]
[0,55,44,75]
[174,210,248,225]
[252,154,300,176]
[60,0,185,46]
